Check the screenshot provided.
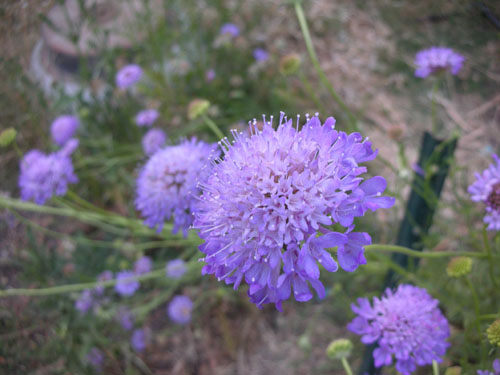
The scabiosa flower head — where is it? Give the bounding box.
[75,289,94,314]
[166,259,187,279]
[50,115,79,146]
[477,359,500,375]
[116,64,143,89]
[220,23,240,37]
[115,271,140,297]
[135,109,159,127]
[142,128,166,156]
[135,138,217,236]
[134,256,152,275]
[116,307,134,331]
[168,295,193,324]
[193,113,395,310]
[253,48,269,62]
[131,328,150,352]
[446,256,472,278]
[487,320,500,347]
[86,347,104,369]
[468,154,500,231]
[206,69,216,82]
[414,47,465,78]
[348,284,450,375]
[19,147,78,205]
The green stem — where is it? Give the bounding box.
[294,0,357,131]
[432,360,440,375]
[483,226,498,287]
[340,357,353,375]
[479,313,500,321]
[202,114,225,140]
[431,78,440,134]
[364,244,489,259]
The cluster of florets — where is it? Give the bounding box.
[168,295,193,324]
[193,113,394,310]
[468,154,500,231]
[135,109,159,127]
[135,139,217,236]
[348,284,450,375]
[19,142,79,205]
[142,128,167,156]
[414,47,465,78]
[50,115,79,146]
[116,64,143,90]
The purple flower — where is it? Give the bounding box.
[142,128,166,156]
[253,48,269,62]
[50,115,79,146]
[166,259,187,279]
[116,64,143,89]
[116,307,134,331]
[168,295,193,324]
[220,23,240,37]
[75,289,94,314]
[193,113,395,310]
[411,162,425,177]
[131,328,150,352]
[135,138,217,236]
[468,154,500,231]
[348,284,450,375]
[477,359,500,375]
[115,271,140,297]
[95,270,113,295]
[135,109,159,127]
[134,256,152,275]
[206,69,216,82]
[414,47,465,78]
[19,147,78,205]
[86,347,104,368]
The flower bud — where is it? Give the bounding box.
[444,366,462,375]
[326,338,353,360]
[279,54,301,75]
[446,257,472,278]
[0,128,17,147]
[297,334,311,353]
[188,99,210,120]
[487,319,500,347]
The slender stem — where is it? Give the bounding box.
[431,78,440,134]
[479,313,500,321]
[432,360,440,375]
[340,357,353,375]
[202,114,225,140]
[364,244,489,259]
[294,0,357,131]
[483,226,498,287]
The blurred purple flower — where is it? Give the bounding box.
[95,270,113,295]
[206,69,216,82]
[115,271,140,297]
[134,256,152,275]
[19,147,78,205]
[86,347,104,369]
[135,109,159,127]
[142,128,166,156]
[116,307,134,331]
[193,113,394,310]
[477,359,500,375]
[348,284,450,375]
[411,162,425,177]
[414,47,464,78]
[468,154,500,231]
[253,48,269,62]
[220,23,240,37]
[168,295,193,324]
[131,328,150,352]
[135,138,217,236]
[166,259,187,279]
[50,115,79,146]
[116,64,143,89]
[75,289,94,314]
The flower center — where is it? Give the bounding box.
[486,182,500,212]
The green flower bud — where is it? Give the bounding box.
[326,338,353,360]
[487,319,500,347]
[188,99,210,120]
[444,366,462,375]
[0,128,17,147]
[297,334,311,352]
[279,54,301,75]
[446,256,472,278]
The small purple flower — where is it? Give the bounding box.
[75,289,94,314]
[168,295,193,324]
[414,47,465,78]
[135,138,217,236]
[135,109,159,127]
[142,128,166,156]
[348,284,450,375]
[477,359,500,375]
[50,115,79,146]
[166,259,187,279]
[19,147,78,205]
[134,256,153,275]
[95,270,113,295]
[193,113,395,310]
[220,23,240,37]
[116,64,143,89]
[411,162,425,177]
[115,271,140,297]
[131,328,150,352]
[468,154,500,231]
[116,307,134,331]
[206,69,216,82]
[86,347,104,368]
[253,48,269,62]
